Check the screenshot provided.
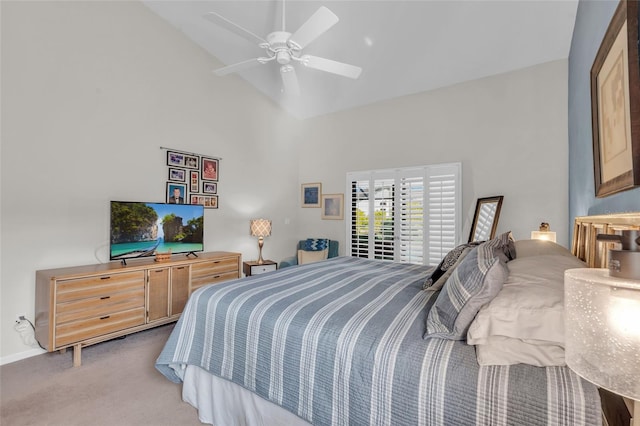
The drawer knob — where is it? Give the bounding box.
[100,276,111,280]
[100,296,111,300]
[213,275,220,279]
[99,315,110,320]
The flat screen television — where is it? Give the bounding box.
[110,201,204,263]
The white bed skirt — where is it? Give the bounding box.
[182,365,312,426]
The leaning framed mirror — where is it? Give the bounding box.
[468,196,504,243]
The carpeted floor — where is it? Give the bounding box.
[0,324,204,426]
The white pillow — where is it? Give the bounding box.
[467,254,586,365]
[514,239,574,258]
[474,336,565,367]
[297,249,328,265]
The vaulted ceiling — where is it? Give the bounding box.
[143,1,579,119]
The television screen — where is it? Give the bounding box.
[110,201,204,261]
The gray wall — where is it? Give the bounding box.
[568,0,640,225]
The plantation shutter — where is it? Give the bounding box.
[350,179,370,258]
[347,162,460,265]
[349,174,395,260]
[425,164,460,265]
[398,173,424,264]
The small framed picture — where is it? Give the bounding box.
[206,195,218,209]
[321,193,344,220]
[202,157,219,182]
[184,155,200,170]
[189,171,199,193]
[301,182,322,207]
[167,151,185,167]
[168,167,186,182]
[166,182,187,204]
[203,182,218,194]
[191,194,218,209]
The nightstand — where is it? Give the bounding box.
[243,260,277,277]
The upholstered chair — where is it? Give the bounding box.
[279,239,339,268]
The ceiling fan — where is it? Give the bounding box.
[203,1,362,96]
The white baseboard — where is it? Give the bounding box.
[0,348,46,366]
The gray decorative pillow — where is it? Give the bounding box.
[422,242,482,290]
[423,238,509,340]
[494,231,516,261]
[425,246,475,292]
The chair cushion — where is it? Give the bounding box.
[298,249,329,265]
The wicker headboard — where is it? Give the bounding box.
[571,212,640,268]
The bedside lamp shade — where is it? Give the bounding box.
[565,268,640,402]
[250,219,272,265]
[531,222,556,242]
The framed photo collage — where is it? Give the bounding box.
[166,150,218,209]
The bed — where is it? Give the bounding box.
[156,213,639,425]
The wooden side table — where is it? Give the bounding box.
[243,260,277,277]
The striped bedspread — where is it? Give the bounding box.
[156,257,601,426]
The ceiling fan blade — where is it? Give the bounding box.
[203,12,267,46]
[280,65,300,96]
[288,6,339,50]
[214,58,262,76]
[301,55,362,79]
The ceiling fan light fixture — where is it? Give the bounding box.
[276,50,291,65]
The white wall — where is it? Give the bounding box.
[0,1,303,362]
[297,60,570,251]
[1,1,570,363]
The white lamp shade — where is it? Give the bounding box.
[564,268,640,400]
[530,231,557,242]
[250,219,272,238]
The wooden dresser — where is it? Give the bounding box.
[35,251,241,366]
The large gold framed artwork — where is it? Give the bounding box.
[591,0,640,197]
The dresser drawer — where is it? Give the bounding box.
[55,307,145,348]
[191,270,239,291]
[56,271,145,303]
[56,287,145,324]
[191,257,238,276]
[191,257,239,289]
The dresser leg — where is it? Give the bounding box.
[73,344,81,367]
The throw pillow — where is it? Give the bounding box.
[424,246,475,292]
[422,242,482,290]
[304,238,329,251]
[424,239,509,340]
[493,231,516,261]
[298,249,329,265]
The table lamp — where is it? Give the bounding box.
[250,219,272,265]
[531,222,556,242]
[565,268,640,424]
